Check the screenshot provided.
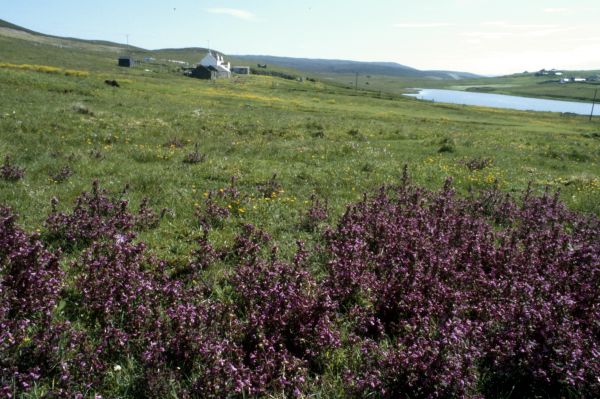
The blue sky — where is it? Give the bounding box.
[2,0,599,74]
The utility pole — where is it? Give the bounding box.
[355,72,358,91]
[590,89,598,121]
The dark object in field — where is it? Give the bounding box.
[438,137,456,153]
[438,144,455,153]
[50,165,73,183]
[0,156,24,181]
[118,56,134,67]
[104,79,120,87]
[462,157,493,171]
[183,144,206,164]
[163,137,186,148]
[257,174,282,198]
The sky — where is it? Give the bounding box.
[1,0,599,75]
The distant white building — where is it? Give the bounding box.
[560,77,587,84]
[198,51,231,78]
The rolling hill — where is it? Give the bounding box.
[0,18,479,80]
[0,18,137,52]
[233,55,481,80]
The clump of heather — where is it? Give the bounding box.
[300,194,329,232]
[69,235,188,393]
[149,299,249,398]
[0,208,62,322]
[73,237,160,343]
[227,232,339,396]
[1,175,598,398]
[0,156,24,182]
[462,156,493,171]
[197,193,230,228]
[476,187,600,397]
[225,223,272,263]
[257,173,283,198]
[50,164,74,182]
[183,143,206,164]
[325,179,600,398]
[196,177,243,228]
[0,206,67,395]
[163,137,187,148]
[134,197,165,230]
[186,230,220,276]
[175,227,339,397]
[89,148,104,159]
[45,181,135,248]
[45,182,163,250]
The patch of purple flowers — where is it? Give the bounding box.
[326,179,599,398]
[0,156,24,182]
[45,181,161,249]
[1,177,598,398]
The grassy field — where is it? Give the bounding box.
[2,24,600,398]
[1,37,600,260]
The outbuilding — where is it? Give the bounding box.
[231,66,251,75]
[118,56,134,67]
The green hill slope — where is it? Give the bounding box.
[234,54,480,80]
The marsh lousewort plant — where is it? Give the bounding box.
[325,180,599,398]
[0,156,24,182]
[1,179,598,397]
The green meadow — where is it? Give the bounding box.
[2,21,600,399]
[1,29,599,262]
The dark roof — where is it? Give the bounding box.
[193,65,218,72]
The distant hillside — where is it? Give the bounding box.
[0,18,39,33]
[234,55,480,80]
[0,18,139,53]
[1,18,478,80]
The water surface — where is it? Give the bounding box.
[405,89,600,116]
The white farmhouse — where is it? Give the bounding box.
[198,51,231,78]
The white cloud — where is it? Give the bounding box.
[394,23,453,28]
[560,36,600,43]
[480,21,506,26]
[461,23,571,41]
[544,8,569,13]
[461,31,512,39]
[525,27,574,37]
[481,22,559,29]
[207,8,256,21]
[460,44,600,75]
